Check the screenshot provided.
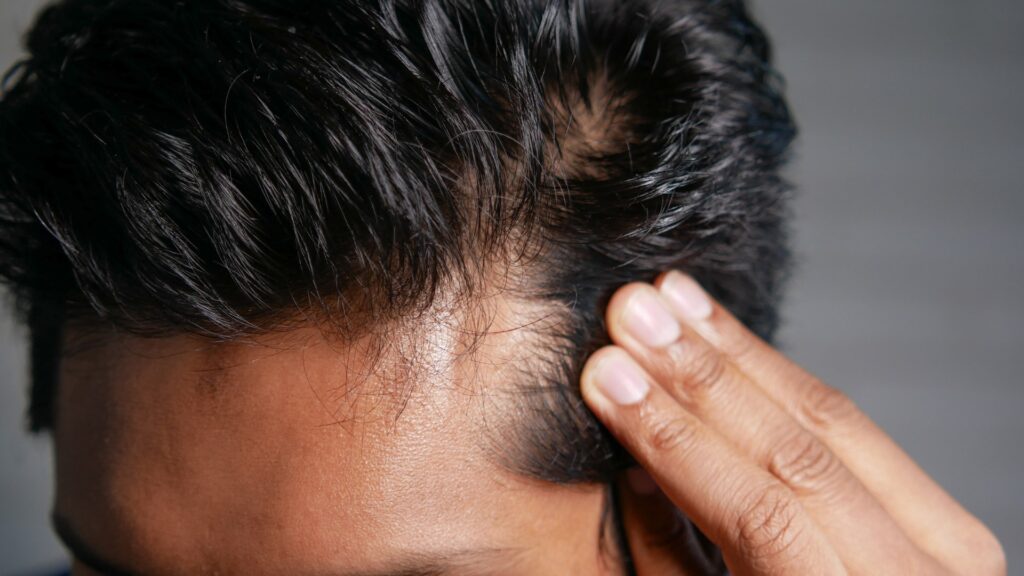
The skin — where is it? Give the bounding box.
[581,271,1008,575]
[52,269,1007,575]
[53,295,620,576]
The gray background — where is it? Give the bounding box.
[1,0,1021,573]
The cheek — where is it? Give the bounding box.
[53,371,136,555]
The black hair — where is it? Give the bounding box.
[0,0,794,486]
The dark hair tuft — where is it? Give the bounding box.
[0,0,795,483]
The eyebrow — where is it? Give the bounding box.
[51,511,520,576]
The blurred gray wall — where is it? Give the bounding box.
[1,4,70,574]
[1,0,1022,573]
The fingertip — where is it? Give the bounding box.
[580,346,651,409]
[659,271,713,322]
[652,270,674,290]
[605,281,652,330]
[579,346,618,410]
[607,282,681,350]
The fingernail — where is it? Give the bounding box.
[661,271,713,320]
[592,351,650,406]
[626,468,659,495]
[621,287,680,348]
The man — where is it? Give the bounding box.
[0,0,1003,574]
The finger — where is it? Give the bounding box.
[605,283,930,574]
[655,271,1005,574]
[581,346,846,576]
[619,468,727,576]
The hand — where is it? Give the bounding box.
[580,271,1006,576]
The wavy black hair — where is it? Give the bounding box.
[0,0,794,486]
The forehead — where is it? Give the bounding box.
[53,324,607,574]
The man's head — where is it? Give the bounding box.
[0,0,794,572]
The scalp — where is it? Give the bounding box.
[1,0,795,483]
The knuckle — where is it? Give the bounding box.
[674,344,728,400]
[768,431,844,493]
[642,412,700,455]
[734,487,805,566]
[801,384,861,432]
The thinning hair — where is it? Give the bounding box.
[0,0,795,483]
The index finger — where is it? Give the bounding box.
[580,346,845,576]
[654,271,1005,574]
